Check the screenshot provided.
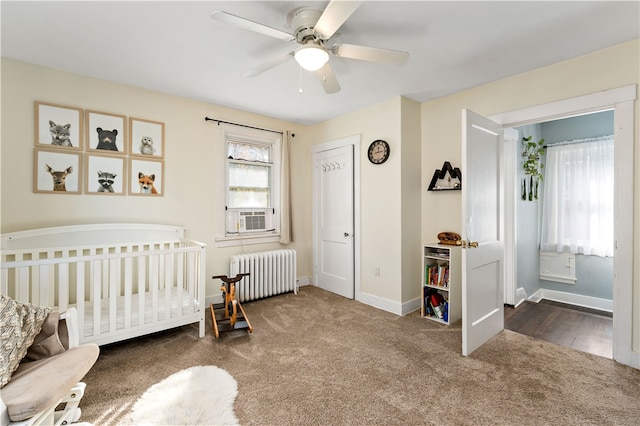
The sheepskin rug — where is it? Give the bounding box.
[131,365,239,425]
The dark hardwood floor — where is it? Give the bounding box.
[504,299,613,359]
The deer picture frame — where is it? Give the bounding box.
[33,148,82,194]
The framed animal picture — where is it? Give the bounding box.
[86,110,128,154]
[129,158,164,197]
[85,154,126,195]
[34,101,84,151]
[33,148,82,194]
[129,117,164,158]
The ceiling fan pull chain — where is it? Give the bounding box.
[299,66,303,94]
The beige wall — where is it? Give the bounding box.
[311,97,403,303]
[400,97,422,305]
[309,96,422,313]
[421,39,640,350]
[0,58,312,299]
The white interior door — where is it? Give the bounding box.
[461,109,505,356]
[314,144,354,299]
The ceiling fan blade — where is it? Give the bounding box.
[333,43,409,65]
[314,0,363,40]
[243,52,294,77]
[211,11,294,41]
[315,62,341,94]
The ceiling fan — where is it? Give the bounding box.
[211,0,409,94]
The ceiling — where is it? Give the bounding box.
[2,1,639,125]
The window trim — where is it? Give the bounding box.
[215,124,282,247]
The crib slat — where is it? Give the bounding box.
[101,255,108,301]
[58,258,69,312]
[109,257,117,333]
[37,264,48,308]
[1,267,8,296]
[176,249,185,314]
[17,266,30,304]
[150,254,159,322]
[188,251,196,312]
[92,259,102,337]
[164,251,172,319]
[76,261,85,340]
[124,246,132,329]
[138,253,146,326]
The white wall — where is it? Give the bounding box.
[0,58,312,300]
[420,39,640,351]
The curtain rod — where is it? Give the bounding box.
[543,134,613,149]
[204,117,284,135]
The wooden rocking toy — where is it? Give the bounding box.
[210,273,253,338]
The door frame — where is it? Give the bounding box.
[490,84,637,368]
[311,134,361,300]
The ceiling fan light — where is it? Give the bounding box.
[295,44,329,71]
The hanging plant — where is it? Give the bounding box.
[521,135,544,200]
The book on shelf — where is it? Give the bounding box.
[426,263,450,288]
[428,292,446,319]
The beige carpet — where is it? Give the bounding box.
[81,286,640,425]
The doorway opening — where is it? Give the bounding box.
[507,110,614,358]
[487,85,636,367]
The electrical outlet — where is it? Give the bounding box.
[374,267,380,276]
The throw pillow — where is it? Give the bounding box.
[0,295,51,388]
[25,311,66,361]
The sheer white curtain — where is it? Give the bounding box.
[540,135,614,257]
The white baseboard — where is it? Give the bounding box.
[529,288,612,312]
[514,287,528,307]
[356,291,409,316]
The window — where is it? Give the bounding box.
[540,135,614,257]
[216,126,281,245]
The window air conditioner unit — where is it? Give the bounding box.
[227,209,274,234]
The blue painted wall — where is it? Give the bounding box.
[516,110,614,302]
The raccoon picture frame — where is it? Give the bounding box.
[86,110,128,155]
[129,117,165,159]
[34,101,84,151]
[85,153,126,195]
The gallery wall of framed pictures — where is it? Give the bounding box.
[34,101,165,196]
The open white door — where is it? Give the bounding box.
[313,144,355,299]
[461,109,505,356]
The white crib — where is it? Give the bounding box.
[0,223,206,346]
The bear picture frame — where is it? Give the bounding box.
[129,158,164,197]
[35,101,84,151]
[85,153,127,196]
[86,110,128,155]
[129,117,165,158]
[33,148,83,194]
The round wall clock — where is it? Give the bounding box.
[367,139,390,164]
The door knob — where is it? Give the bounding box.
[344,232,350,237]
[469,241,479,248]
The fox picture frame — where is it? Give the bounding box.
[129,158,164,197]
